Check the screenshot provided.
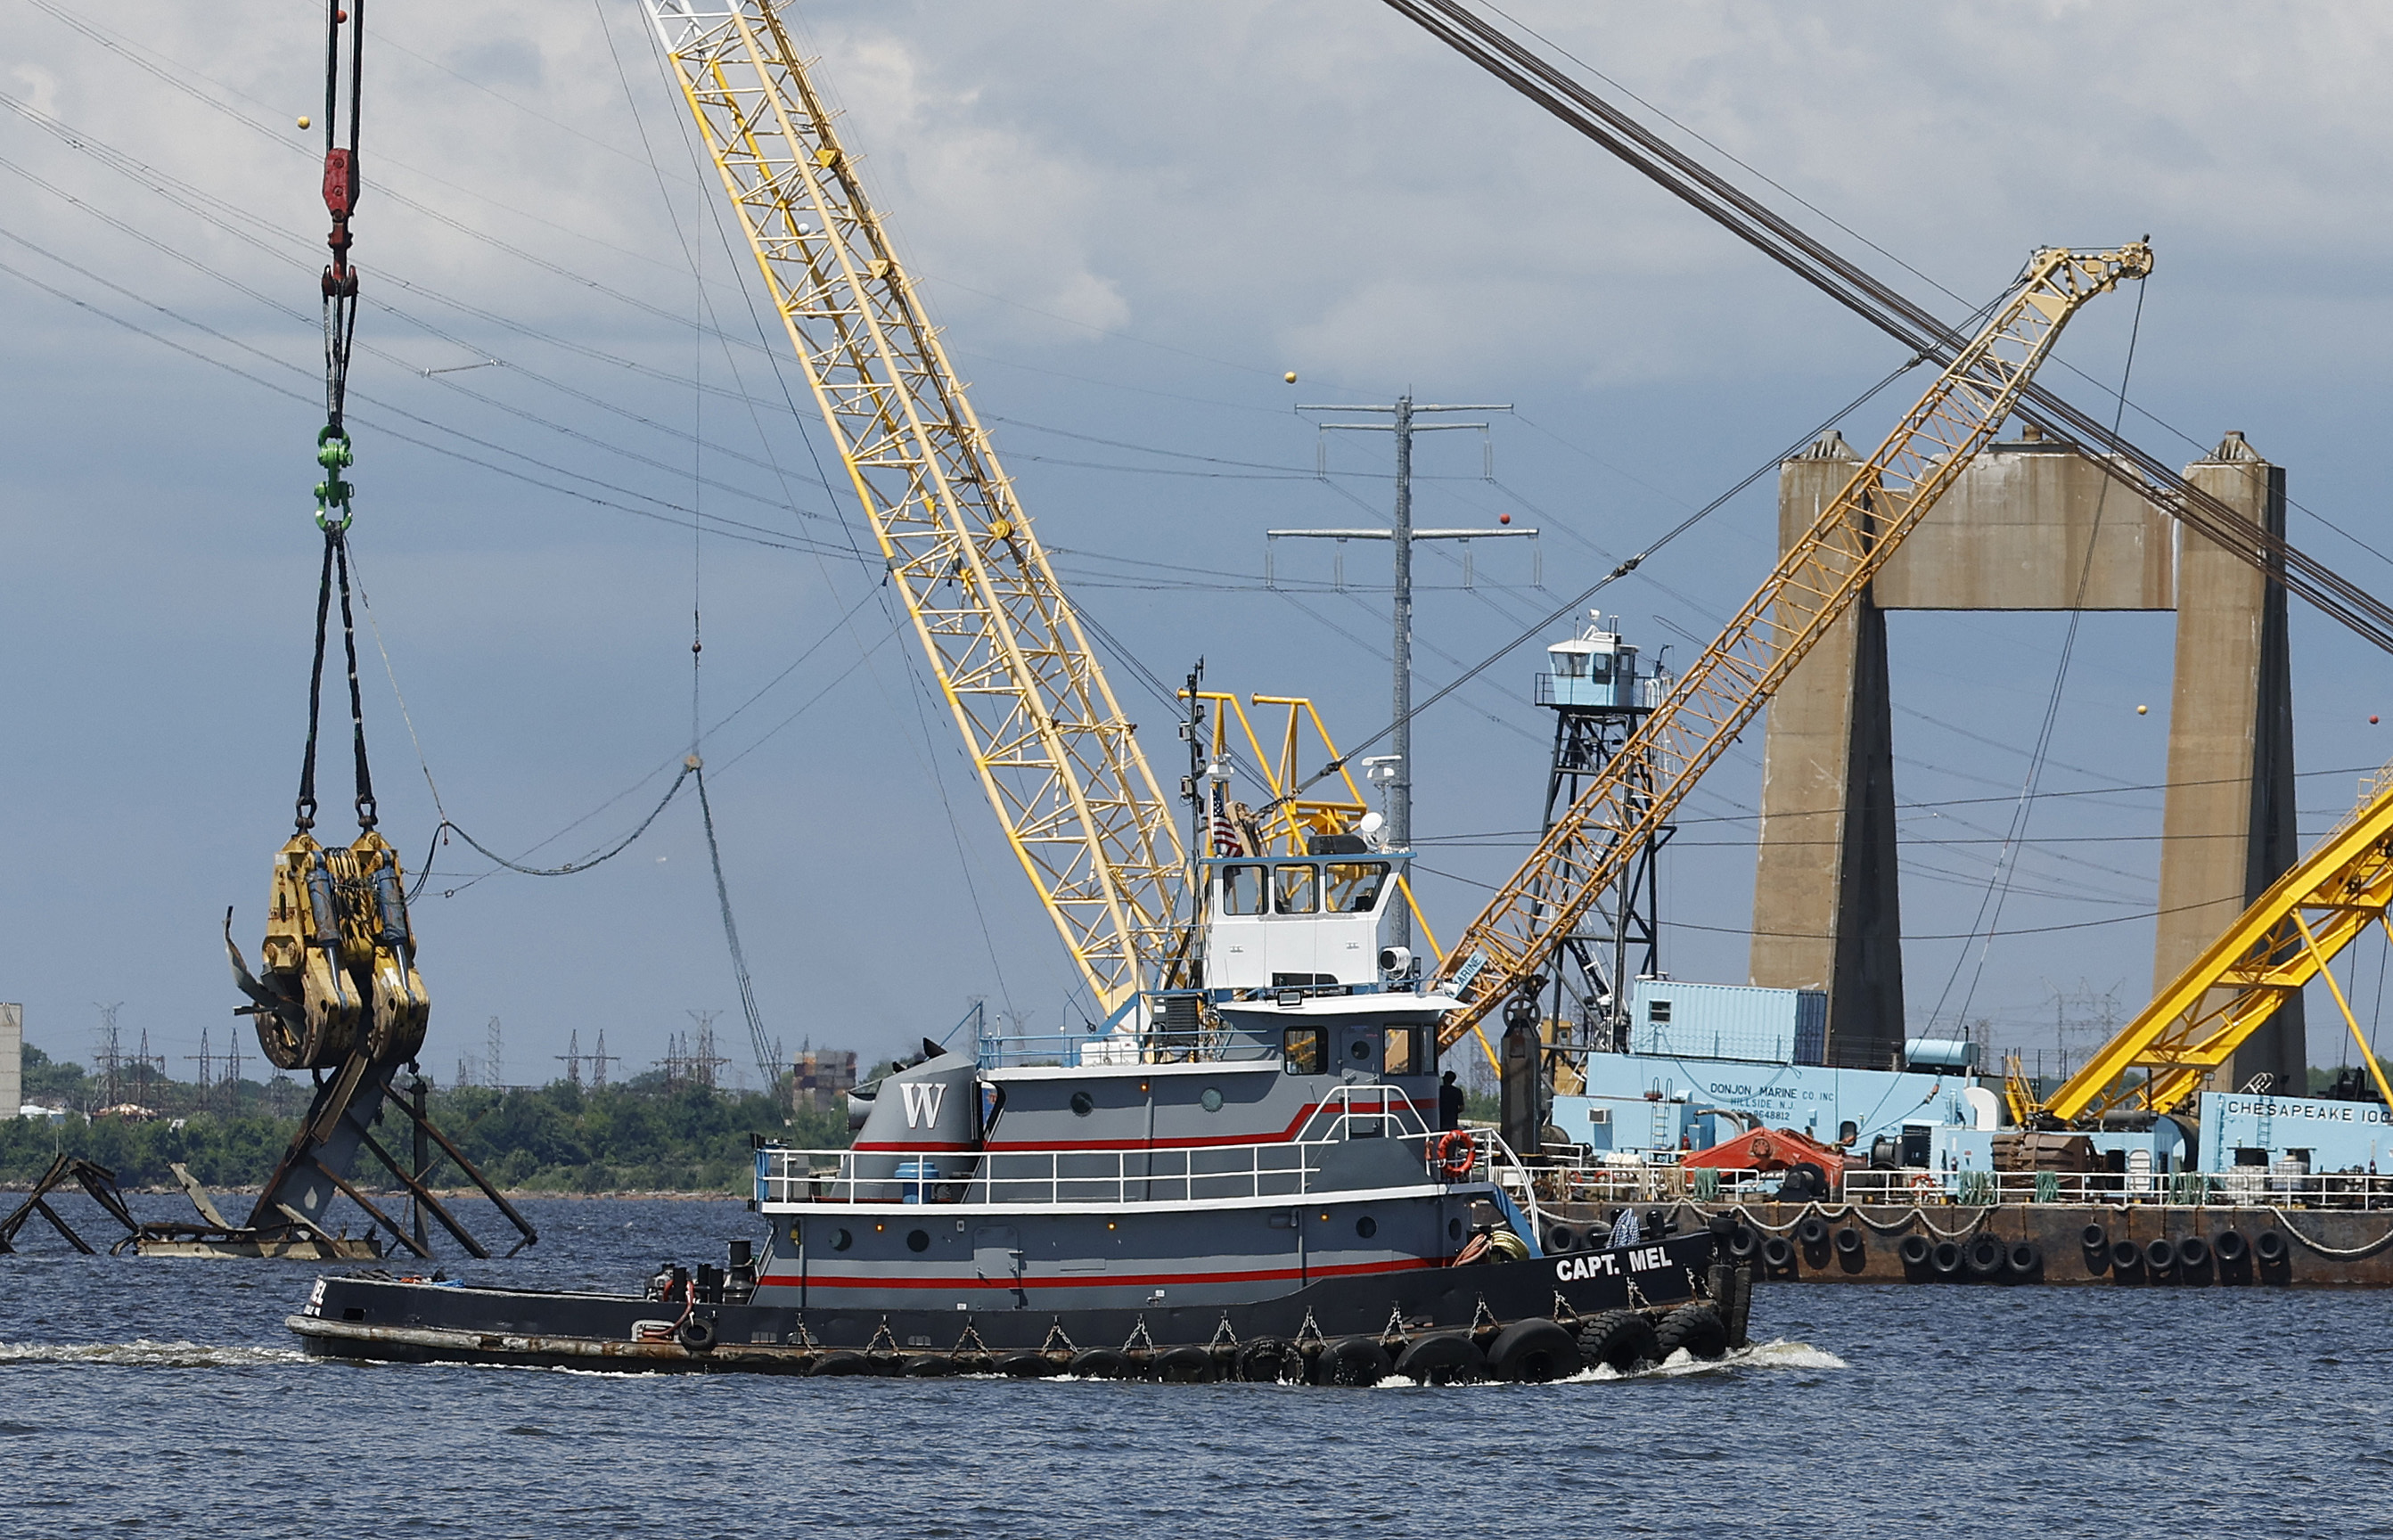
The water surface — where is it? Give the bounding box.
[2,1194,2381,1537]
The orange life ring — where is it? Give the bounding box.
[1431,1129,1478,1180]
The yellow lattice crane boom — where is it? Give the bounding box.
[2016,758,2393,1126]
[1430,242,2153,1049]
[643,0,1186,1014]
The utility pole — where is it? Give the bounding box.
[1280,392,1520,949]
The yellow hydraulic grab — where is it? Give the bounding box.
[1430,242,2153,1049]
[230,831,429,1072]
[2024,758,2393,1125]
[643,0,1186,1013]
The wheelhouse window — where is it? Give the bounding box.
[1324,861,1389,913]
[1383,1026,1424,1076]
[1282,1026,1324,1075]
[1273,863,1320,914]
[1220,863,1267,916]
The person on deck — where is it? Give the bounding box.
[1438,1070,1466,1131]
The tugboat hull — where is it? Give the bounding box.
[290,1233,1724,1380]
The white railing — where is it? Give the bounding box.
[759,1088,1459,1208]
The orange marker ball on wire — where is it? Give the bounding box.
[1498,512,1512,525]
[2136,705,2148,715]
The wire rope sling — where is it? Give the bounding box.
[225,0,427,1073]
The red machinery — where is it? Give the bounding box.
[1681,1126,1847,1191]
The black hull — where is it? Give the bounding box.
[291,1233,1724,1377]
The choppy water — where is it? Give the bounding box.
[4,1193,2388,1537]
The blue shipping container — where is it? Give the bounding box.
[1628,979,1829,1066]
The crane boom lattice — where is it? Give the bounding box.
[2026,759,2393,1124]
[644,0,1187,1012]
[1431,243,2151,1048]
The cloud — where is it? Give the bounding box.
[3,0,2389,1073]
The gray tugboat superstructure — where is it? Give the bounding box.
[291,848,1742,1382]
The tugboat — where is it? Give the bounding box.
[291,845,1745,1383]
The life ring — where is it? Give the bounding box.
[1431,1129,1479,1180]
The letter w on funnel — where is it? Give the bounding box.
[901,1082,948,1129]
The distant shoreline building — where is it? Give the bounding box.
[791,1049,856,1117]
[0,1003,20,1118]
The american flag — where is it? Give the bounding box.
[1209,780,1242,856]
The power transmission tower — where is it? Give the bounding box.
[557,1028,583,1087]
[92,1002,125,1109]
[129,1026,167,1111]
[684,1011,727,1093]
[184,1026,214,1114]
[2050,979,2124,1081]
[485,1017,504,1091]
[1277,392,1520,949]
[589,1030,619,1088]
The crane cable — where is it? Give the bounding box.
[292,0,375,837]
[1380,0,2393,659]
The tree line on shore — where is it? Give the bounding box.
[3,1044,851,1192]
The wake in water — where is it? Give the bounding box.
[0,1339,309,1369]
[1587,1337,1849,1380]
[1368,1337,1848,1390]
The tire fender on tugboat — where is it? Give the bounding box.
[1486,1318,1583,1383]
[1318,1337,1394,1388]
[1391,1332,1485,1385]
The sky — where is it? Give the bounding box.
[4,0,2393,1090]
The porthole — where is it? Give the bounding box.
[1356,1216,1379,1240]
[1349,1038,1373,1061]
[832,1228,853,1252]
[1447,1217,1463,1241]
[1070,1091,1095,1118]
[906,1229,930,1253]
[1200,1088,1225,1113]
